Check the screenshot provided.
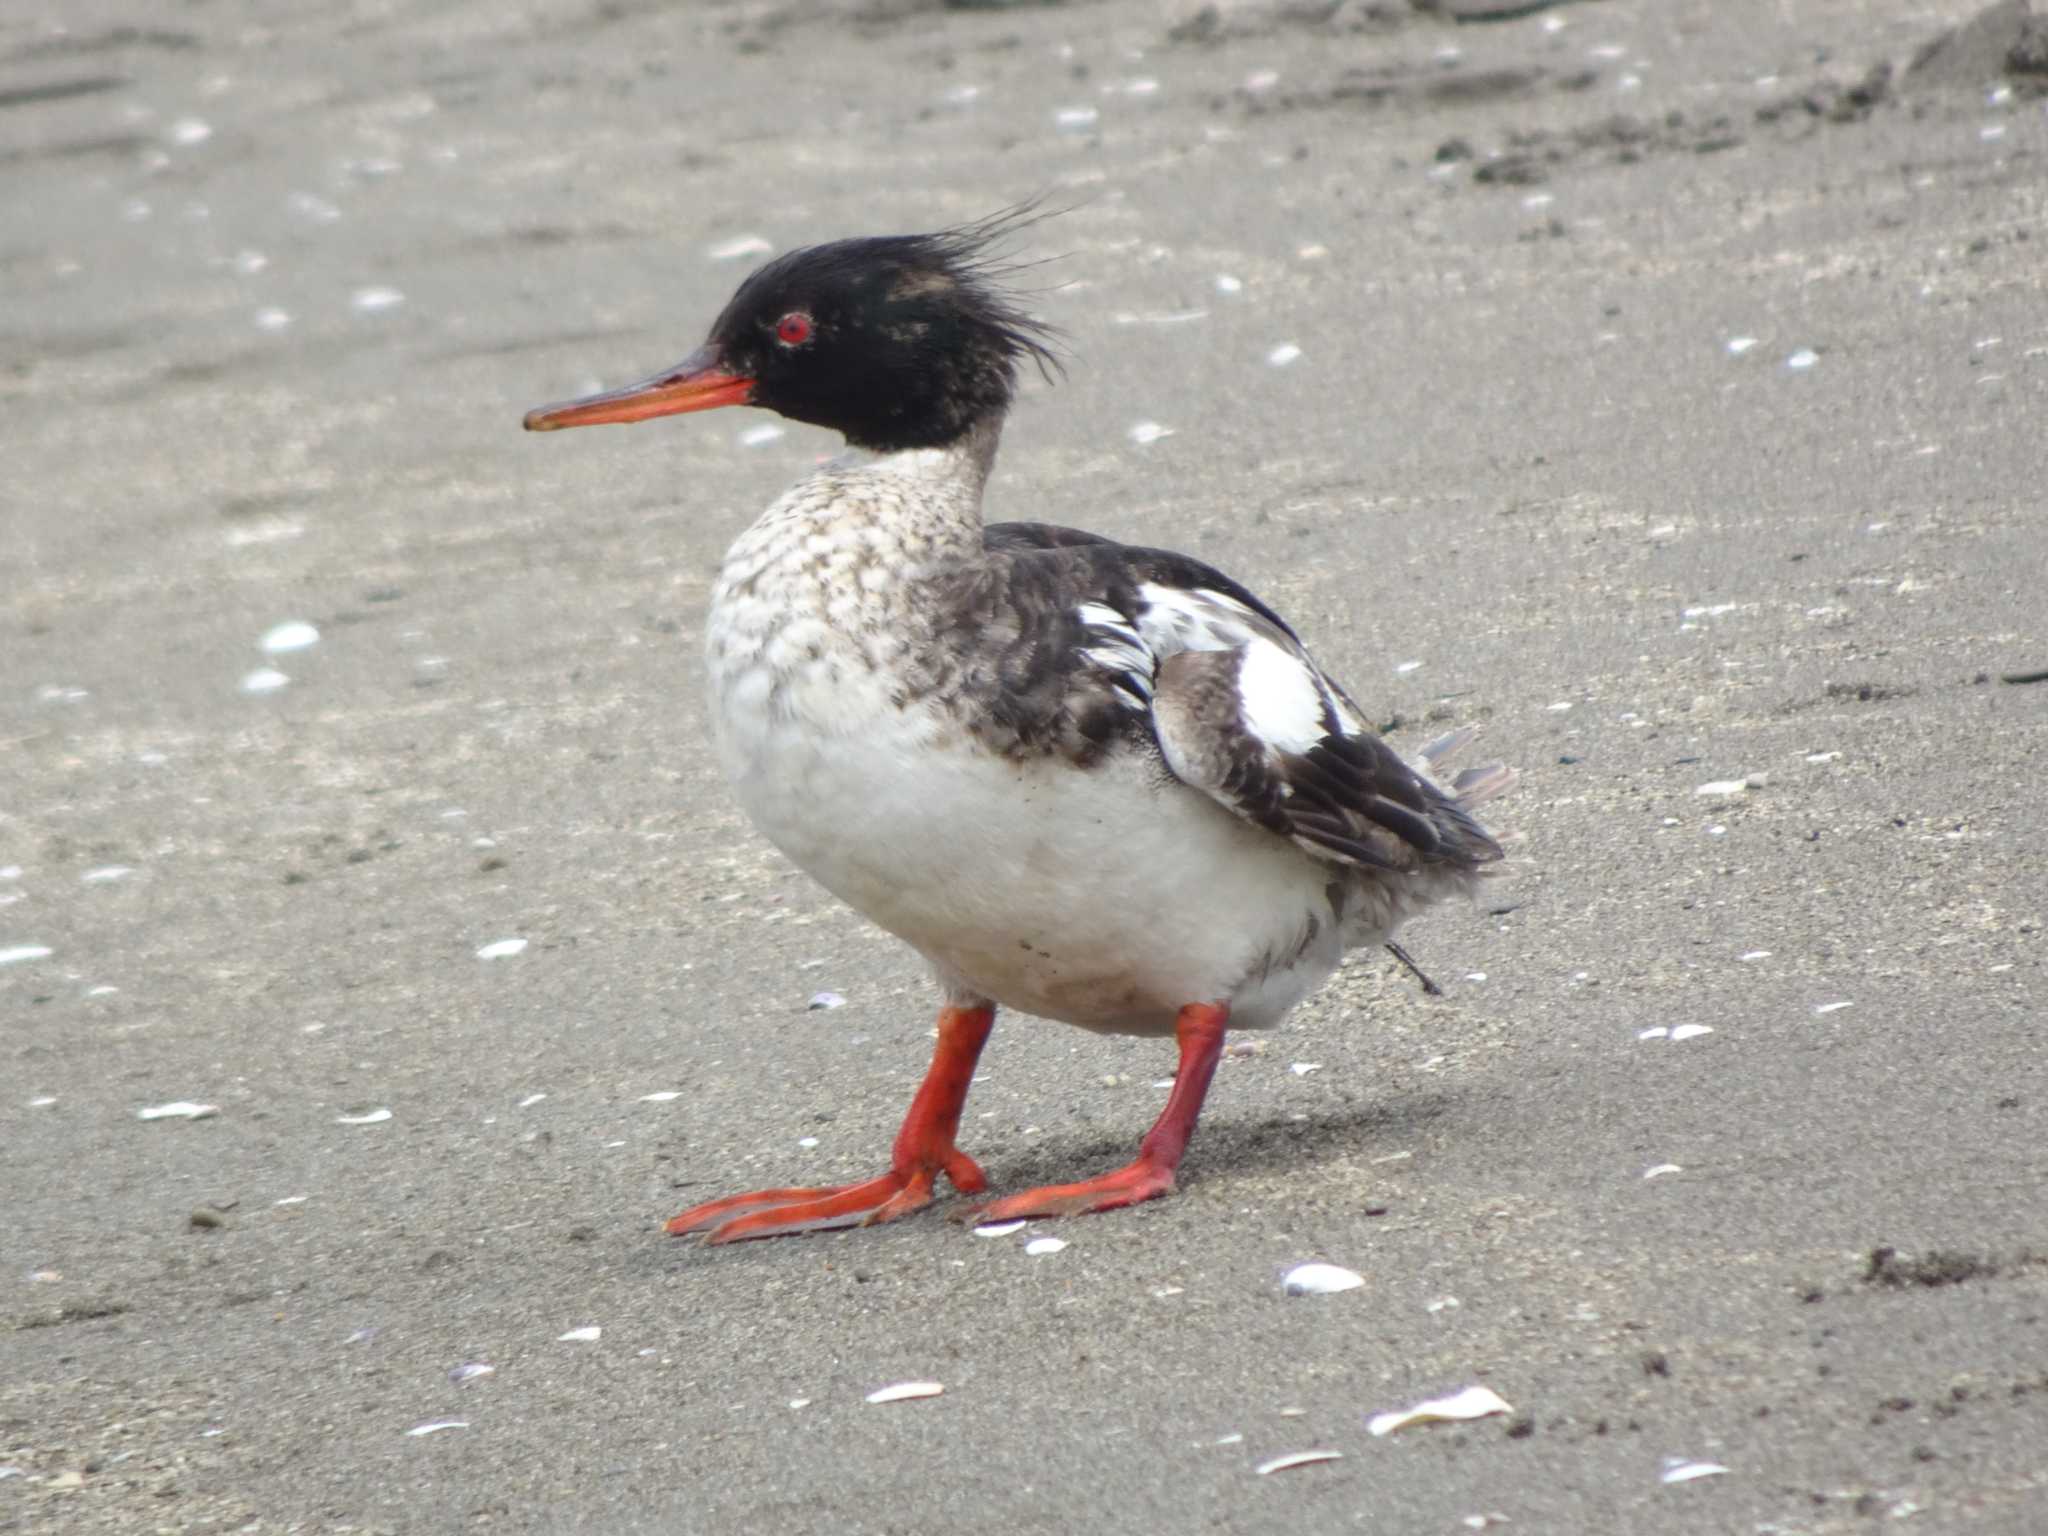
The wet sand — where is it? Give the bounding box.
[4,0,2046,1530]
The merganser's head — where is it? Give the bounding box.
[523,208,1060,453]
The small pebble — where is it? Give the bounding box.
[1025,1237,1067,1257]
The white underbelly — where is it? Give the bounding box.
[716,697,1354,1036]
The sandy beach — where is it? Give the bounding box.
[4,0,2046,1530]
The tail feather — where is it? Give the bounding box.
[1417,726,1516,810]
[1450,762,1517,809]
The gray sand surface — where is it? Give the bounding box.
[4,0,2045,1530]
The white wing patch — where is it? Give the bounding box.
[1075,601,1156,705]
[1236,638,1328,754]
[1133,583,1264,654]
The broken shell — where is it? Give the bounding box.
[1254,1450,1342,1475]
[865,1380,943,1404]
[1660,1456,1728,1484]
[1282,1262,1364,1296]
[139,1101,219,1121]
[1367,1385,1514,1437]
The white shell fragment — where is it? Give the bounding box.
[707,234,773,261]
[1024,1237,1067,1257]
[1660,1456,1729,1484]
[241,668,290,694]
[865,1380,944,1404]
[0,945,53,966]
[475,938,527,959]
[1643,1164,1684,1180]
[1668,1024,1713,1042]
[449,1363,495,1383]
[336,1108,392,1124]
[351,286,406,313]
[1367,1385,1514,1437]
[1283,1262,1364,1296]
[139,1101,219,1121]
[1255,1450,1343,1475]
[1786,348,1818,369]
[1695,779,1748,796]
[406,1420,469,1437]
[974,1219,1027,1238]
[1128,421,1173,445]
[259,621,320,654]
[806,991,846,1010]
[558,1326,601,1342]
[1266,342,1302,367]
[1814,1000,1853,1015]
[639,1091,682,1103]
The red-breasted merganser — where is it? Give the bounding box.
[524,211,1512,1242]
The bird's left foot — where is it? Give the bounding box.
[967,1159,1176,1223]
[967,999,1230,1225]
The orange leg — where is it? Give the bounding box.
[970,1000,1229,1223]
[666,1004,993,1243]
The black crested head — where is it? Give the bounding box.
[704,208,1062,453]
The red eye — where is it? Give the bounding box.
[776,312,813,346]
